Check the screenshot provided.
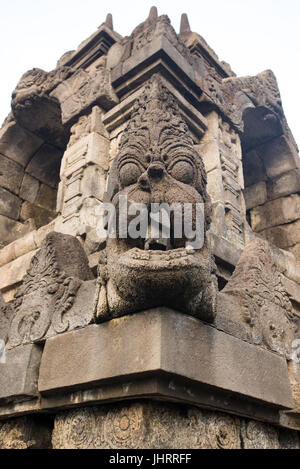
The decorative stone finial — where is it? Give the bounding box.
[105,13,113,30]
[148,6,158,22]
[180,13,191,34]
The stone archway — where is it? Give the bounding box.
[0,68,70,247]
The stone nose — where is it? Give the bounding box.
[147,163,165,181]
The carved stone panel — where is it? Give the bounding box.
[8,232,94,348]
[241,421,279,449]
[217,237,297,357]
[51,64,118,125]
[51,401,293,449]
[0,416,52,449]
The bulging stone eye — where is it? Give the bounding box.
[169,160,194,184]
[119,162,142,187]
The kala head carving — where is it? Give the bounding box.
[97,75,217,321]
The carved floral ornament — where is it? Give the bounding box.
[8,233,91,348]
[218,237,298,356]
[51,404,281,449]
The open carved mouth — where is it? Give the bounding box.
[119,235,198,266]
[120,235,188,253]
[145,238,169,251]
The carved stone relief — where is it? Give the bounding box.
[0,292,13,344]
[56,106,110,237]
[11,67,72,148]
[96,74,218,322]
[51,61,118,125]
[0,416,52,449]
[217,237,297,356]
[8,232,94,348]
[131,15,195,67]
[218,119,245,246]
[241,421,280,449]
[51,401,292,449]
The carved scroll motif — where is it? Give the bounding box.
[8,232,93,348]
[217,238,297,356]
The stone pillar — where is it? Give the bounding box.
[55,106,110,241]
[199,111,245,248]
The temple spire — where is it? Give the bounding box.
[180,13,191,34]
[105,13,113,30]
[148,6,158,22]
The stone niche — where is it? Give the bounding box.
[0,8,300,449]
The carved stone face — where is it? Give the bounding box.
[98,76,217,322]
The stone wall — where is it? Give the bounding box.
[0,120,62,248]
[243,118,300,255]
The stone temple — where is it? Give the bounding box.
[0,7,300,449]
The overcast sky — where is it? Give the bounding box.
[0,0,299,147]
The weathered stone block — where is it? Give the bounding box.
[0,154,24,195]
[35,184,57,211]
[243,149,267,187]
[26,144,62,188]
[20,201,56,229]
[251,194,300,232]
[290,243,300,258]
[60,133,109,180]
[244,181,267,210]
[0,121,43,167]
[0,250,37,291]
[51,68,118,124]
[198,140,220,173]
[0,416,52,449]
[261,220,300,249]
[19,173,40,203]
[81,165,106,201]
[259,135,300,179]
[14,231,37,259]
[0,187,21,220]
[111,33,199,100]
[0,344,42,403]
[207,168,225,203]
[268,169,300,200]
[106,42,125,70]
[0,292,12,344]
[0,215,31,247]
[33,220,56,248]
[38,309,293,411]
[201,111,219,140]
[2,287,18,304]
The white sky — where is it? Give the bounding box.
[0,0,299,147]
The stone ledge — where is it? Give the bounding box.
[104,76,207,141]
[38,309,294,413]
[111,35,201,105]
